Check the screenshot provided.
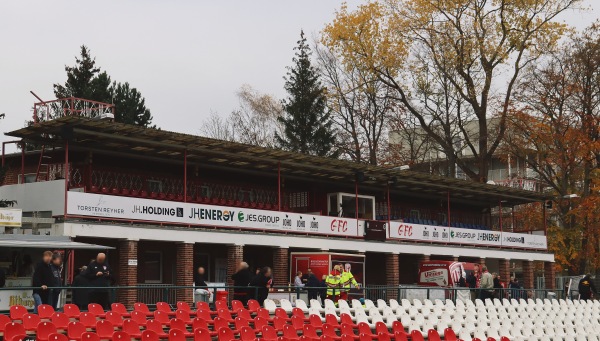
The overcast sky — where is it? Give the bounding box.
[0,1,597,148]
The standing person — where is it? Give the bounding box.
[306,273,320,301]
[231,262,252,305]
[458,272,467,288]
[509,277,521,300]
[493,274,503,299]
[294,271,305,288]
[479,266,493,301]
[579,274,597,301]
[466,264,481,301]
[84,253,112,310]
[49,253,63,309]
[32,251,54,314]
[340,263,359,301]
[194,267,208,288]
[319,275,328,303]
[301,269,312,285]
[249,266,272,307]
[72,266,90,310]
[325,264,342,302]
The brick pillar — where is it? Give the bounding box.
[544,262,556,290]
[227,244,244,299]
[499,259,511,283]
[273,247,289,287]
[117,239,138,309]
[175,243,194,305]
[385,253,400,300]
[522,260,534,289]
[418,254,430,263]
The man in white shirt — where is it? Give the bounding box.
[294,271,305,287]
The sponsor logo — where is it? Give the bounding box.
[282,215,292,228]
[477,232,500,242]
[296,216,306,229]
[246,213,280,224]
[330,219,348,233]
[133,205,183,216]
[188,208,236,221]
[310,217,319,230]
[503,236,525,244]
[397,224,413,237]
[424,270,444,278]
[237,212,245,222]
[451,231,476,239]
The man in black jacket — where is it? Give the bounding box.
[32,251,54,313]
[231,262,252,305]
[84,253,112,309]
[72,266,90,310]
[579,274,597,301]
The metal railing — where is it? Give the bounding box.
[0,284,569,313]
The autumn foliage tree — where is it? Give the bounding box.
[322,0,579,182]
[505,23,600,273]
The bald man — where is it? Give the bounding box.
[84,252,112,309]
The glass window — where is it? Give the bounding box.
[144,251,162,283]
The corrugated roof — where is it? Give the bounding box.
[6,116,549,206]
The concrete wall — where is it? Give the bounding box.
[0,180,65,216]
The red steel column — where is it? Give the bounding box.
[117,239,138,309]
[183,150,187,202]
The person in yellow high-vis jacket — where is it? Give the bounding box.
[339,263,359,301]
[325,264,342,302]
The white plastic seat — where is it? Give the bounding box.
[264,299,277,313]
[295,299,309,312]
[280,299,293,313]
[338,299,352,312]
[324,299,338,312]
[310,299,325,312]
[389,299,400,310]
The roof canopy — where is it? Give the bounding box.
[6,116,549,207]
[0,235,114,249]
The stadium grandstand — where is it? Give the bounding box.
[0,97,575,341]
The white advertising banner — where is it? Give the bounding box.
[0,208,22,227]
[388,222,449,243]
[388,221,546,250]
[419,267,450,286]
[0,289,35,311]
[449,227,502,246]
[501,232,548,249]
[66,192,359,237]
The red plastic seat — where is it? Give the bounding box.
[292,308,309,321]
[131,310,149,326]
[375,322,394,338]
[340,314,356,328]
[192,318,216,336]
[146,319,169,338]
[22,313,42,331]
[273,316,288,332]
[194,328,213,341]
[37,322,58,341]
[9,305,27,320]
[256,308,273,322]
[38,304,56,319]
[195,301,211,312]
[88,303,106,318]
[275,308,291,321]
[64,304,82,319]
[253,316,269,332]
[443,328,457,341]
[262,325,279,341]
[195,309,213,322]
[142,330,160,341]
[169,318,193,337]
[303,325,321,341]
[247,300,260,313]
[96,320,115,339]
[68,321,87,341]
[154,310,172,326]
[231,300,245,311]
[113,331,131,341]
[410,330,425,341]
[309,314,323,330]
[428,329,442,341]
[394,331,408,341]
[500,338,510,341]
[176,301,194,314]
[323,324,342,340]
[235,317,252,331]
[236,308,253,321]
[325,314,340,328]
[175,309,192,324]
[8,334,28,341]
[49,313,69,331]
[156,302,176,317]
[4,323,26,341]
[79,312,97,329]
[377,333,391,341]
[217,309,235,322]
[111,303,131,317]
[218,327,235,341]
[106,311,124,327]
[240,326,257,341]
[123,319,143,338]
[169,329,187,341]
[48,333,69,341]
[134,303,154,317]
[291,315,305,331]
[341,324,359,340]
[357,323,376,338]
[322,335,336,341]
[215,300,230,312]
[283,324,301,340]
[214,316,238,334]
[0,314,11,330]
